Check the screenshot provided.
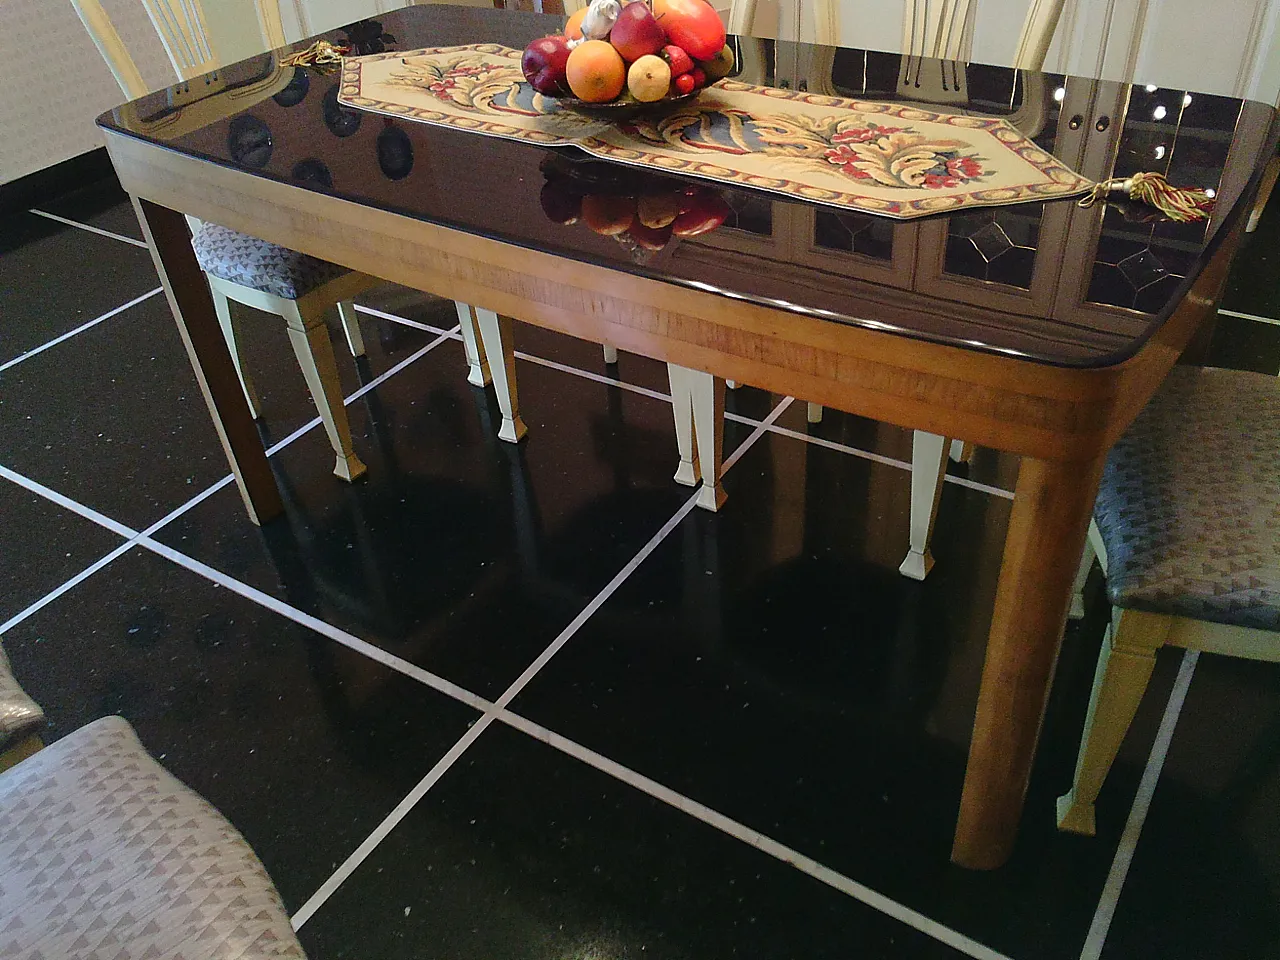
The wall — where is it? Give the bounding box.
[0,0,172,185]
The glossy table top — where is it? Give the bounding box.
[98,4,1277,368]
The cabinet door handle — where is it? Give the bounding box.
[1095,115,1110,132]
[1068,114,1083,129]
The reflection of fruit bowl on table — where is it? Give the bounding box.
[521,0,733,116]
[539,155,730,262]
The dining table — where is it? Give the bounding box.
[97,3,1279,870]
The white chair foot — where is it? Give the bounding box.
[333,451,368,481]
[949,439,974,463]
[668,362,725,509]
[696,481,727,512]
[901,430,948,580]
[473,307,527,443]
[806,402,823,424]
[602,344,618,364]
[898,549,934,581]
[1055,791,1097,836]
[726,380,739,389]
[456,302,492,387]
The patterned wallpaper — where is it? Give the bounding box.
[0,0,175,186]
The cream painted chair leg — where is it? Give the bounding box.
[602,344,618,364]
[1069,531,1097,620]
[1056,608,1171,836]
[806,402,824,424]
[283,302,367,481]
[210,286,260,420]
[898,430,948,580]
[337,300,365,358]
[473,307,527,443]
[949,439,974,463]
[455,302,491,387]
[668,363,697,487]
[689,367,726,511]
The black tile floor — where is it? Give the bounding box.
[2,174,1279,960]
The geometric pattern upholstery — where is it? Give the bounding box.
[191,224,347,300]
[1095,366,1280,631]
[0,645,44,748]
[0,717,306,959]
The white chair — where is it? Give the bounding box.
[670,0,1066,582]
[1057,367,1280,836]
[71,0,519,481]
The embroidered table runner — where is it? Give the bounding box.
[338,44,1092,220]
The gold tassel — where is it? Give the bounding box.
[1078,171,1215,222]
[279,39,350,71]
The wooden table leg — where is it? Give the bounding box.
[133,198,283,525]
[951,454,1104,869]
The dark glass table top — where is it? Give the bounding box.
[98,4,1277,368]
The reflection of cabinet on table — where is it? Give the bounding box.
[685,70,1271,349]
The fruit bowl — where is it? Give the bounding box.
[521,0,732,116]
[554,87,699,120]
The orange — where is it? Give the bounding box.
[565,40,626,103]
[581,195,635,235]
[565,7,588,40]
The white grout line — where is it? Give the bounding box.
[722,395,794,472]
[352,302,451,335]
[754,420,1016,500]
[0,287,163,374]
[498,709,1015,960]
[515,350,673,403]
[136,535,492,712]
[289,714,498,930]
[496,490,701,710]
[28,208,150,248]
[1218,307,1280,327]
[0,464,139,539]
[0,322,460,640]
[1079,649,1200,960]
[0,541,137,637]
[289,396,784,928]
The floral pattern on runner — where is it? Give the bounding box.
[338,45,1094,220]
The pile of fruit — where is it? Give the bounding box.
[540,157,731,256]
[522,0,734,106]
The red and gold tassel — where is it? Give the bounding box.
[1078,171,1215,222]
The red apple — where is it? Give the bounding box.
[671,192,730,237]
[540,180,581,224]
[610,2,666,63]
[629,222,674,250]
[690,66,707,88]
[522,35,572,96]
[654,0,726,60]
[662,44,694,76]
[673,72,696,95]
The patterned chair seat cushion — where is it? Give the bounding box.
[1095,366,1280,631]
[0,716,306,959]
[192,223,348,300]
[0,646,43,748]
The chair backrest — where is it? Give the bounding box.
[901,0,1065,71]
[726,0,838,45]
[139,0,218,80]
[71,0,288,98]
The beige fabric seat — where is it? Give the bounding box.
[0,716,306,959]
